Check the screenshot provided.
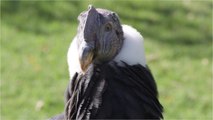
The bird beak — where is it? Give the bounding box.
[78,41,94,72]
[78,5,99,72]
[78,5,98,71]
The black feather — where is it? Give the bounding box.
[64,62,163,120]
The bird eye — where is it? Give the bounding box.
[105,23,112,32]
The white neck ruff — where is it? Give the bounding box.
[67,25,146,78]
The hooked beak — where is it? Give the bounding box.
[78,5,98,72]
[79,42,94,72]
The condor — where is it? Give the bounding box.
[50,5,163,120]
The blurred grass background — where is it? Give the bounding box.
[1,1,212,120]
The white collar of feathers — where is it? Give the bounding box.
[67,25,146,78]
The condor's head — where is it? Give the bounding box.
[76,5,124,71]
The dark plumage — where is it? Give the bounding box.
[64,62,163,120]
[49,5,163,120]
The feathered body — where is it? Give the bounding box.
[65,25,163,119]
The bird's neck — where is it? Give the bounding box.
[67,25,146,79]
[113,25,146,67]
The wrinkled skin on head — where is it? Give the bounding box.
[76,5,124,71]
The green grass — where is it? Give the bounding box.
[1,1,212,120]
